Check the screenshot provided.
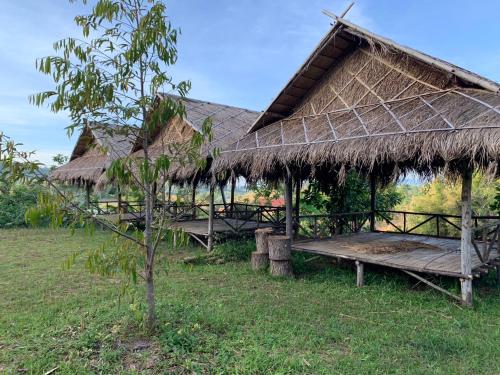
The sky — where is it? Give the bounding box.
[0,0,499,165]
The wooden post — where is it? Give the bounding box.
[460,166,473,306]
[85,184,91,209]
[370,173,376,232]
[191,182,197,220]
[207,183,215,252]
[167,180,172,203]
[230,176,236,216]
[496,263,500,288]
[284,173,293,239]
[294,178,301,238]
[117,185,122,221]
[219,182,227,208]
[356,260,365,287]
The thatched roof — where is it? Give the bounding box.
[51,124,134,186]
[132,94,260,184]
[212,17,500,183]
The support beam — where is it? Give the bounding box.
[284,172,293,238]
[207,183,215,252]
[460,166,473,306]
[370,173,376,232]
[356,260,365,287]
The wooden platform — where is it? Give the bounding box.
[169,219,274,237]
[293,232,498,278]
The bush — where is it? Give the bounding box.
[0,184,46,227]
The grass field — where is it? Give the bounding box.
[1,228,499,374]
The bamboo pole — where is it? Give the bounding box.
[460,166,473,306]
[207,183,215,252]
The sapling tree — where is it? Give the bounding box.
[30,0,212,331]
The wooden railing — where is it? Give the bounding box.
[296,212,372,239]
[89,200,287,232]
[374,210,500,240]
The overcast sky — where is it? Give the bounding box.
[1,0,499,165]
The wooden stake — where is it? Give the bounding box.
[207,183,215,252]
[460,167,473,306]
[355,261,364,287]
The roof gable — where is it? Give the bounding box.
[250,17,500,133]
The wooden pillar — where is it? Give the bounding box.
[230,176,236,215]
[117,184,122,220]
[167,180,172,203]
[284,173,293,239]
[207,183,215,252]
[356,261,365,287]
[85,184,91,209]
[370,173,376,232]
[191,182,197,220]
[460,167,473,306]
[294,178,301,238]
[219,182,227,208]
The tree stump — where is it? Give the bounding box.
[268,235,293,277]
[255,228,274,254]
[270,259,293,277]
[251,251,269,271]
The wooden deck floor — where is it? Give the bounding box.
[293,232,498,278]
[169,219,274,236]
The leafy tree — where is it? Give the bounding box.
[0,133,41,192]
[0,133,44,228]
[303,171,402,215]
[248,181,284,205]
[51,153,69,171]
[30,0,212,331]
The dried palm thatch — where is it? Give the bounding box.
[128,95,260,185]
[212,17,500,184]
[51,124,134,186]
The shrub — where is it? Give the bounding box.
[0,184,45,227]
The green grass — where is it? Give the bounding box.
[1,228,499,374]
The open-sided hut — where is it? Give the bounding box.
[51,124,133,202]
[130,94,262,250]
[212,16,500,304]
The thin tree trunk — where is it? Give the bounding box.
[142,138,156,331]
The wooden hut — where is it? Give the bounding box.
[130,94,265,249]
[51,124,134,205]
[212,16,500,304]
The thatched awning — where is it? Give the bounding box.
[51,125,134,186]
[212,17,500,182]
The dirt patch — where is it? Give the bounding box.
[346,240,440,254]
